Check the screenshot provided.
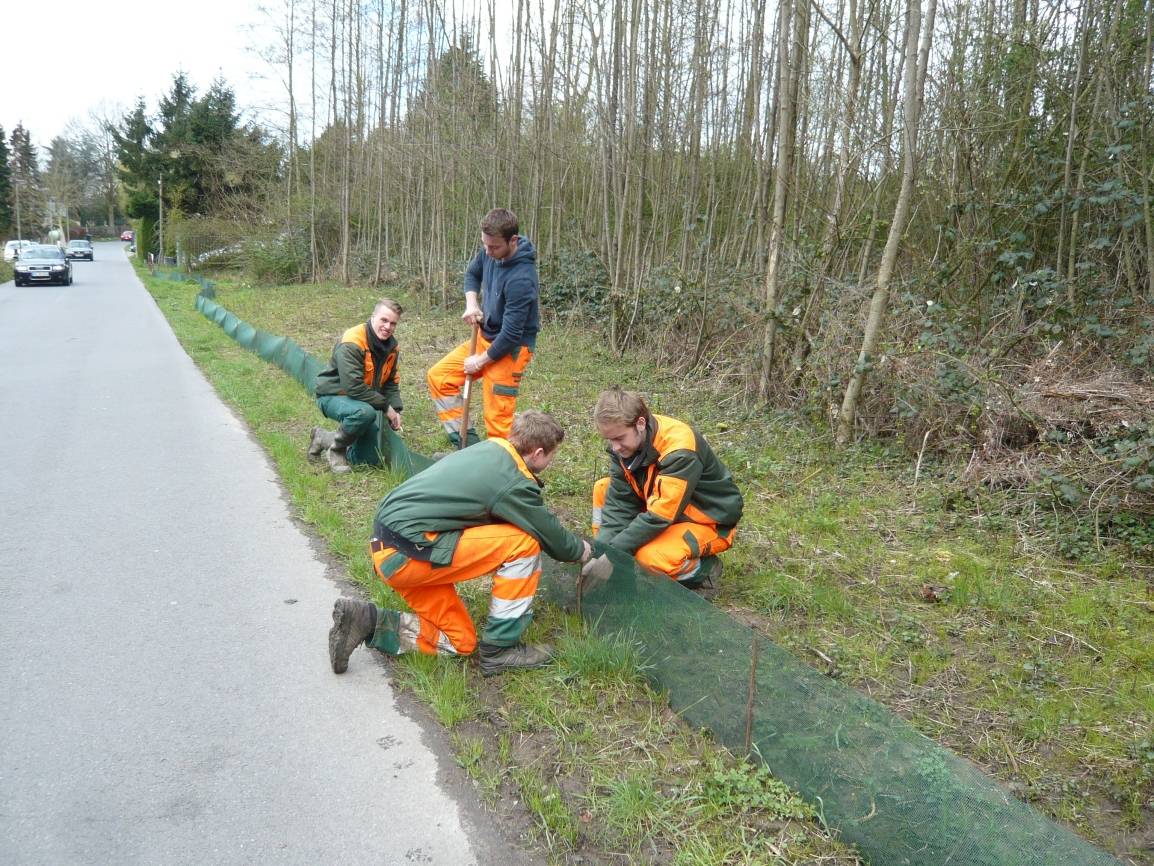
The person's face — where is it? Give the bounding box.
[598,417,647,460]
[370,306,400,340]
[524,445,558,474]
[481,232,517,261]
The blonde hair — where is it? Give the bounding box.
[593,387,648,428]
[373,298,404,317]
[509,410,565,454]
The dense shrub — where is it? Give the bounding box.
[246,232,312,285]
[538,248,610,322]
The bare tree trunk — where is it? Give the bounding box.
[1142,0,1154,300]
[757,0,797,399]
[837,0,937,444]
[309,0,320,281]
[1054,0,1089,283]
[856,0,903,289]
[788,0,865,389]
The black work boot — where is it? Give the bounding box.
[329,597,377,673]
[683,556,723,600]
[477,642,554,677]
[446,428,480,450]
[327,427,357,474]
[307,427,334,461]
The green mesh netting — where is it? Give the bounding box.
[185,273,1119,866]
[541,550,1119,865]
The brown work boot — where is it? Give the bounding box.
[477,642,554,677]
[329,597,377,673]
[307,427,334,461]
[327,427,356,474]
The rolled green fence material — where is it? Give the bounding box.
[235,321,258,351]
[188,274,1120,866]
[280,340,309,389]
[254,332,287,365]
[301,356,325,393]
[542,551,1121,866]
[221,311,241,338]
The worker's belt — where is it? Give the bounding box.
[371,521,434,562]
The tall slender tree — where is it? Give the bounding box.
[0,126,12,234]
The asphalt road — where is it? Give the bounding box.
[0,244,531,865]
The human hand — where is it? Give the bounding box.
[387,408,403,431]
[462,306,483,326]
[463,352,490,376]
[579,554,612,594]
[579,540,593,563]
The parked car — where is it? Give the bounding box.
[3,239,36,262]
[120,230,135,242]
[13,245,73,286]
[66,239,94,261]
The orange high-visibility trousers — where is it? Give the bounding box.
[427,334,533,441]
[592,477,735,582]
[370,523,542,655]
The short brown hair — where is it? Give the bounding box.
[509,410,565,454]
[593,387,649,428]
[373,297,403,317]
[481,208,519,241]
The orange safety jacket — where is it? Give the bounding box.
[599,413,743,555]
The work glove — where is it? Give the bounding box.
[579,554,613,595]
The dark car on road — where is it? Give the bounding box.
[67,239,94,261]
[13,245,73,286]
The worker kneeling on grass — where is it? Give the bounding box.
[309,298,405,473]
[590,387,744,595]
[329,410,596,677]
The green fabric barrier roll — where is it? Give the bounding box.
[540,551,1121,866]
[220,312,241,338]
[235,321,258,351]
[302,357,325,396]
[255,332,288,365]
[377,422,432,478]
[280,340,309,388]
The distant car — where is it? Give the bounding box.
[3,239,36,262]
[13,245,73,286]
[67,239,94,261]
[120,230,134,242]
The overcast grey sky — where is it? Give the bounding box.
[1,0,280,152]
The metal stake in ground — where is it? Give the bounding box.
[744,630,758,757]
[458,322,480,450]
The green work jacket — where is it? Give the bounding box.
[374,438,585,566]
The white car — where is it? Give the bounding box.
[4,239,37,262]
